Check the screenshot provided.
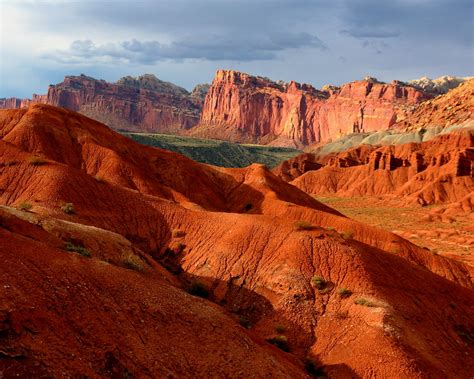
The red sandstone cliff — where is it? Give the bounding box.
[0,75,204,133]
[194,70,431,146]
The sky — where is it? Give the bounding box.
[1,0,473,98]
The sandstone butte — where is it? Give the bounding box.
[192,69,433,147]
[0,103,473,377]
[274,79,474,208]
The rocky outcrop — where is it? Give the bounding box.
[190,83,211,104]
[0,74,202,133]
[194,70,431,146]
[408,75,471,95]
[394,79,474,132]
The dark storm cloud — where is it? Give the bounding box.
[48,32,327,64]
[2,0,473,98]
[340,0,473,45]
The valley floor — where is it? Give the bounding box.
[316,196,474,267]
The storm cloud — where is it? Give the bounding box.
[48,32,327,64]
[1,0,473,97]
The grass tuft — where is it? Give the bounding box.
[354,298,376,307]
[172,229,186,238]
[238,315,251,329]
[275,324,286,334]
[339,288,352,298]
[187,280,209,298]
[65,242,91,257]
[312,276,327,290]
[61,202,75,214]
[28,156,46,166]
[18,202,32,212]
[295,221,314,231]
[266,335,290,352]
[122,253,147,272]
[341,231,354,240]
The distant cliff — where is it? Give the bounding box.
[0,74,209,133]
[193,70,431,147]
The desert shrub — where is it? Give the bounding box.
[187,280,209,298]
[28,156,46,166]
[295,220,314,231]
[326,227,336,231]
[61,202,75,214]
[122,254,147,272]
[94,175,106,183]
[65,242,91,257]
[275,324,286,334]
[339,288,352,298]
[454,324,474,345]
[312,276,327,290]
[390,246,401,254]
[172,229,186,238]
[304,358,326,377]
[18,202,32,212]
[354,298,375,307]
[335,311,349,319]
[238,315,251,329]
[341,231,354,240]
[266,335,289,352]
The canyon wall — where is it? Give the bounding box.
[3,71,471,146]
[195,70,431,146]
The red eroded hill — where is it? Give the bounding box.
[0,104,473,377]
[193,70,430,147]
[275,129,474,206]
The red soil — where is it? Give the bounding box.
[1,104,473,377]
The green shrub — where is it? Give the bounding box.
[28,156,46,166]
[312,276,327,290]
[172,229,186,238]
[61,202,75,214]
[266,335,289,352]
[187,280,209,298]
[65,242,91,257]
[238,316,251,329]
[354,298,375,307]
[295,221,314,231]
[275,324,286,334]
[339,288,352,298]
[342,231,354,240]
[122,254,147,272]
[304,358,325,376]
[18,202,32,212]
[390,246,401,254]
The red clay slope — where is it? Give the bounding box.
[0,104,473,377]
[0,207,305,378]
[193,70,430,146]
